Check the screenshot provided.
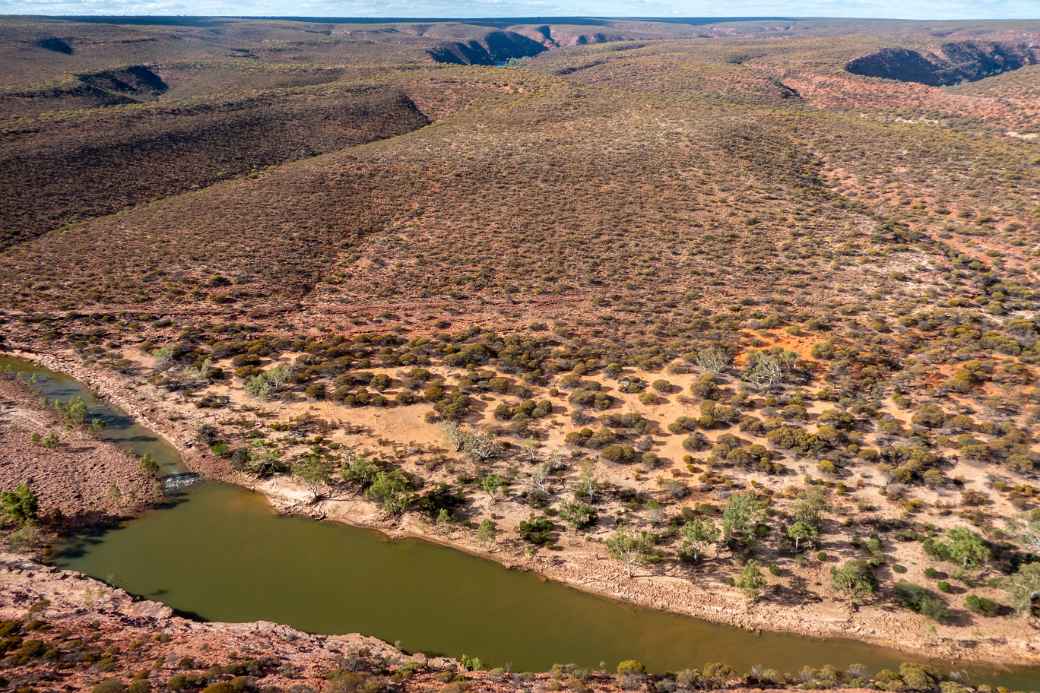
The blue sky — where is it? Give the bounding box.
[1,0,1037,19]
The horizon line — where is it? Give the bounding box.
[3,13,1039,21]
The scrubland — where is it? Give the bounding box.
[2,14,1040,692]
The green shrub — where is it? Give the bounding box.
[831,560,877,603]
[365,470,413,514]
[1,483,38,527]
[965,594,1007,617]
[893,582,950,623]
[559,500,596,529]
[518,516,555,545]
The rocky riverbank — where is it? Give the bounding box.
[0,374,160,530]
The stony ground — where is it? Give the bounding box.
[0,376,160,529]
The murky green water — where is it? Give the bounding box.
[3,355,1037,687]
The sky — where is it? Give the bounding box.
[1,0,1037,20]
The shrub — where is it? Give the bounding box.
[602,444,639,463]
[743,351,788,389]
[559,500,596,529]
[911,403,946,428]
[1004,562,1040,615]
[0,484,38,527]
[365,470,413,514]
[695,347,729,374]
[606,528,659,570]
[965,594,1007,617]
[893,582,950,623]
[831,560,878,603]
[945,527,990,569]
[518,516,555,545]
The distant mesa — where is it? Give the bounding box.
[35,36,73,54]
[79,65,169,97]
[846,41,1040,86]
[427,30,548,65]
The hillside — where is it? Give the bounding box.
[1,14,1040,691]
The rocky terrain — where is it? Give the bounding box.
[2,13,1040,692]
[0,375,159,529]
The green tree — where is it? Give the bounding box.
[559,499,596,529]
[480,473,504,501]
[294,452,332,502]
[365,469,413,514]
[945,527,990,569]
[722,493,766,548]
[786,520,818,552]
[606,528,657,575]
[679,518,719,563]
[1004,562,1040,616]
[1,483,39,527]
[831,560,878,604]
[735,560,766,600]
[477,518,497,547]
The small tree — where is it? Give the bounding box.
[606,528,657,576]
[735,560,766,601]
[138,453,160,477]
[786,520,818,552]
[294,452,333,502]
[55,396,88,427]
[679,518,719,563]
[366,470,413,514]
[341,452,378,490]
[1,484,39,527]
[722,493,766,549]
[1005,562,1040,616]
[575,460,598,501]
[945,527,990,569]
[477,518,497,547]
[793,486,829,528]
[480,473,504,502]
[831,559,878,605]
